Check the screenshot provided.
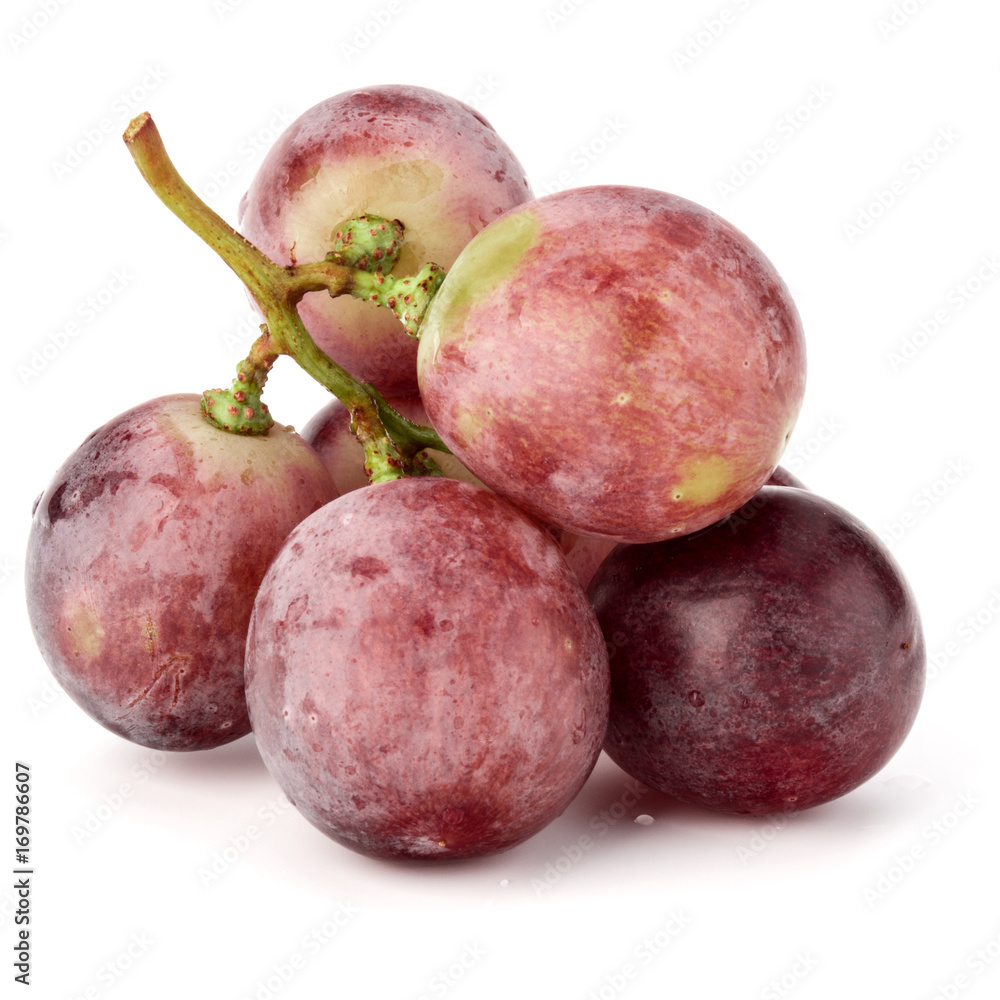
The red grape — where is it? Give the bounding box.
[588,486,925,814]
[767,465,807,489]
[245,476,610,859]
[25,394,337,751]
[238,85,533,395]
[417,185,807,543]
[301,395,484,496]
[302,395,617,588]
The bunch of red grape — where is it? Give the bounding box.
[26,85,924,861]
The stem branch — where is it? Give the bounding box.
[122,112,449,479]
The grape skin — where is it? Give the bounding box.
[246,477,610,859]
[589,486,925,814]
[25,394,337,751]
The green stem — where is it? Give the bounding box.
[351,263,446,338]
[122,112,449,480]
[326,215,404,272]
[202,331,278,435]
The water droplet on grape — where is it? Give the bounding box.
[688,690,705,707]
[499,878,510,887]
[634,814,654,826]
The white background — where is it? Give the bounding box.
[3,0,999,997]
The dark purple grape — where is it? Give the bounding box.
[766,465,807,489]
[588,486,925,814]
